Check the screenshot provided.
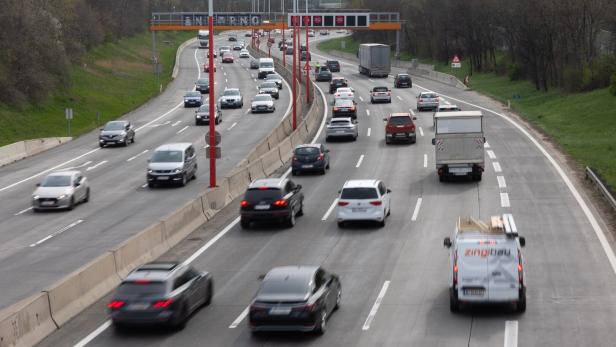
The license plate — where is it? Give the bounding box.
[395,133,407,137]
[41,201,55,206]
[254,204,270,210]
[449,168,471,174]
[336,130,345,134]
[128,303,150,310]
[269,307,291,315]
[463,288,485,296]
[302,164,313,168]
[339,108,348,112]
[157,176,169,180]
[351,208,367,213]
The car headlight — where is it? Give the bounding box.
[58,194,67,200]
[173,168,183,174]
[33,195,40,200]
[148,169,153,174]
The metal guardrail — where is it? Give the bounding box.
[586,166,616,212]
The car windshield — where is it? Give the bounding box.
[104,122,125,131]
[253,95,271,101]
[327,61,339,65]
[198,105,211,112]
[260,62,274,68]
[421,93,437,99]
[223,53,232,57]
[197,79,208,84]
[319,67,330,73]
[224,90,240,96]
[439,106,461,112]
[330,119,351,126]
[116,282,166,296]
[186,92,200,97]
[337,88,352,94]
[335,99,354,107]
[373,87,388,92]
[220,46,230,50]
[41,175,71,187]
[266,75,280,81]
[295,147,320,155]
[260,82,277,89]
[244,188,282,201]
[260,278,309,297]
[397,75,410,80]
[341,187,378,199]
[389,116,412,125]
[151,150,183,163]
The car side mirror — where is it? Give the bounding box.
[413,117,417,120]
[519,236,526,247]
[325,149,330,153]
[337,190,341,194]
[386,188,392,194]
[99,128,103,131]
[296,184,302,190]
[257,274,265,280]
[443,237,452,248]
[432,138,436,145]
[382,118,387,121]
[36,183,40,187]
[483,137,487,143]
[74,182,81,187]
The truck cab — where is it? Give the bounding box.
[443,214,527,313]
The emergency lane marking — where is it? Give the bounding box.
[322,198,339,221]
[366,109,371,116]
[15,207,33,216]
[484,141,490,148]
[73,320,112,347]
[86,160,108,171]
[419,127,424,136]
[362,280,390,330]
[367,128,371,137]
[411,198,423,221]
[244,108,251,114]
[224,72,227,76]
[229,306,250,328]
[397,95,403,101]
[227,122,238,131]
[171,120,182,127]
[500,192,511,208]
[493,162,502,173]
[30,219,84,247]
[127,150,149,162]
[497,176,507,189]
[359,96,364,102]
[356,154,365,168]
[487,150,496,159]
[504,320,518,347]
[423,154,428,168]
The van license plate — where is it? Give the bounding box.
[157,176,169,180]
[463,288,485,296]
[449,168,471,174]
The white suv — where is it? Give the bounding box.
[336,180,391,228]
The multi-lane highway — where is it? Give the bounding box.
[0,34,292,310]
[38,31,616,347]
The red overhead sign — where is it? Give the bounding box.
[288,13,369,28]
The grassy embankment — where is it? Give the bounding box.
[318,37,616,192]
[0,31,194,146]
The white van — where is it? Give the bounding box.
[198,30,209,48]
[443,214,527,312]
[258,58,275,79]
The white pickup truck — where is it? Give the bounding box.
[431,111,485,182]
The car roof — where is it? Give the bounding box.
[295,144,320,149]
[154,143,192,151]
[248,178,287,189]
[396,73,410,76]
[224,88,240,92]
[106,120,127,125]
[439,104,460,109]
[124,262,183,282]
[342,179,380,188]
[419,91,437,96]
[49,170,79,177]
[264,266,318,283]
[435,110,482,118]
[389,113,412,118]
[332,76,345,80]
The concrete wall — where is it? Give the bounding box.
[0,138,72,168]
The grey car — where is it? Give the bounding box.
[184,91,203,107]
[258,82,280,99]
[195,78,209,94]
[32,171,90,211]
[325,117,358,141]
[147,143,198,188]
[218,88,243,109]
[251,94,275,113]
[250,59,259,69]
[417,92,440,111]
[99,120,135,147]
[370,86,392,104]
[195,105,222,125]
[265,73,283,89]
[315,67,332,82]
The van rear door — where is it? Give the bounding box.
[487,241,520,301]
[456,242,489,301]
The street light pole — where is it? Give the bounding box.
[208,0,216,188]
[292,0,297,130]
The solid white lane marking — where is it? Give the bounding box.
[497,176,507,189]
[30,219,84,247]
[487,150,496,159]
[86,160,108,171]
[0,148,100,193]
[500,192,511,208]
[484,141,490,148]
[419,127,424,137]
[73,320,112,347]
[322,198,339,221]
[410,109,416,116]
[367,128,371,137]
[15,207,33,216]
[423,154,428,168]
[244,108,250,114]
[362,280,390,330]
[229,306,250,329]
[397,95,403,101]
[504,320,518,347]
[368,78,375,82]
[171,120,181,126]
[493,162,502,173]
[141,183,148,188]
[127,150,149,162]
[356,154,364,168]
[366,109,370,116]
[227,122,238,131]
[177,125,189,134]
[411,198,423,221]
[359,96,364,102]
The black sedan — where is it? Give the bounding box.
[240,178,303,228]
[315,67,332,82]
[292,144,330,175]
[108,262,213,330]
[329,77,348,94]
[249,266,341,334]
[195,78,209,93]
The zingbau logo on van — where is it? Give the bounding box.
[464,248,511,257]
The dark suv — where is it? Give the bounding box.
[384,113,417,144]
[394,73,412,88]
[329,77,348,94]
[240,178,304,228]
[108,262,213,330]
[326,60,340,72]
[292,144,330,175]
[99,120,135,147]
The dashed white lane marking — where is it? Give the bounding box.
[62,160,92,171]
[445,100,451,105]
[419,127,424,136]
[356,154,364,168]
[127,150,149,162]
[224,72,227,76]
[362,280,390,330]
[244,108,250,114]
[493,162,502,173]
[359,96,364,102]
[86,160,108,171]
[227,122,238,131]
[397,95,403,101]
[487,150,496,159]
[322,198,339,221]
[411,198,423,221]
[366,109,371,116]
[504,320,518,347]
[423,154,428,168]
[135,103,183,132]
[410,109,416,116]
[73,320,112,347]
[497,176,507,189]
[177,125,189,134]
[368,78,375,82]
[229,306,250,329]
[500,192,511,208]
[30,219,84,247]
[141,183,148,188]
[15,207,33,216]
[367,128,371,137]
[225,78,228,83]
[171,120,181,126]
[484,141,490,148]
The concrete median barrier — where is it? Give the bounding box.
[0,142,27,167]
[111,222,167,279]
[0,292,57,347]
[46,252,120,327]
[161,198,207,247]
[228,167,251,198]
[262,149,284,176]
[0,137,72,168]
[247,160,266,182]
[204,180,230,211]
[278,137,293,163]
[290,132,303,149]
[266,133,279,151]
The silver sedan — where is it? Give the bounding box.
[325,117,358,141]
[251,94,275,113]
[32,171,90,211]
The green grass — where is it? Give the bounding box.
[0,31,194,146]
[317,36,360,55]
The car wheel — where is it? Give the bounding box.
[326,162,330,170]
[325,136,330,142]
[379,218,386,228]
[315,310,327,335]
[291,169,297,176]
[385,137,390,145]
[517,290,526,313]
[172,305,188,330]
[320,168,326,175]
[439,175,447,183]
[180,174,187,187]
[240,219,250,229]
[337,221,345,228]
[297,201,304,216]
[84,188,90,203]
[386,207,390,217]
[195,120,200,126]
[204,281,213,306]
[67,197,75,211]
[148,182,156,188]
[370,98,374,103]
[286,210,296,228]
[334,288,342,310]
[450,291,460,313]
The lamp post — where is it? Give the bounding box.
[208,0,216,187]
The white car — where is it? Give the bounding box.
[308,30,315,37]
[336,180,391,227]
[333,87,355,104]
[32,171,90,211]
[218,88,243,109]
[219,46,231,56]
[239,49,250,58]
[251,94,275,113]
[443,214,527,313]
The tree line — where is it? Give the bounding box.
[354,0,616,92]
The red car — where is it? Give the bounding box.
[384,113,417,144]
[203,63,216,72]
[222,52,234,63]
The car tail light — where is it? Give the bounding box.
[318,154,325,161]
[108,300,125,309]
[292,156,298,161]
[387,91,391,96]
[293,302,317,312]
[153,299,174,308]
[241,200,250,208]
[273,199,288,207]
[338,201,349,206]
[333,107,339,111]
[134,279,150,284]
[350,106,356,111]
[411,125,416,132]
[369,200,382,206]
[518,251,524,285]
[453,253,458,287]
